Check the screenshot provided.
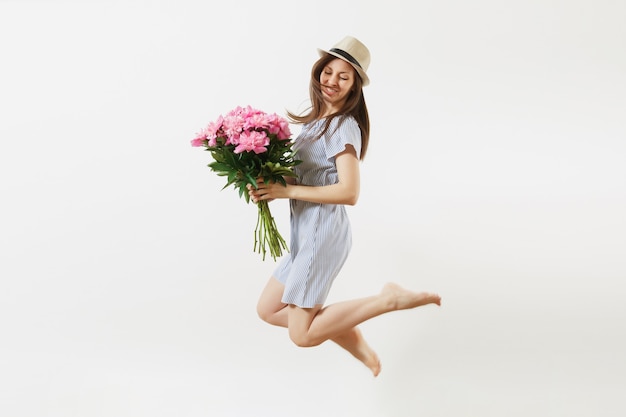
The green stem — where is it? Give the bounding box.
[254,201,289,261]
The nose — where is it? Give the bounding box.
[326,73,339,86]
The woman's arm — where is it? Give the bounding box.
[248,145,360,206]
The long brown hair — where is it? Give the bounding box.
[287,53,370,160]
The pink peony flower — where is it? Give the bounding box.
[234,130,269,154]
[244,111,270,132]
[190,129,207,147]
[266,113,292,140]
[205,116,224,146]
[222,113,245,144]
[190,138,205,147]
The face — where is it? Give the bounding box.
[319,58,355,113]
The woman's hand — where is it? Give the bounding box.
[247,180,290,203]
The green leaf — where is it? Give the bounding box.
[245,172,257,188]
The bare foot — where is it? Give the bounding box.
[333,327,382,377]
[381,283,441,311]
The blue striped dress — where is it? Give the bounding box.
[273,115,362,308]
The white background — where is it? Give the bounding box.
[1,0,625,416]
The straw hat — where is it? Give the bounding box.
[318,36,370,86]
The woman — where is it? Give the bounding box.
[248,36,441,376]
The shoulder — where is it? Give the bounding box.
[337,115,360,137]
[323,115,362,159]
[329,114,358,129]
[326,115,360,139]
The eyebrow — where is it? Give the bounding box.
[324,66,352,75]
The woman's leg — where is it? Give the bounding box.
[286,283,441,349]
[256,277,381,375]
[256,277,289,327]
[330,326,381,376]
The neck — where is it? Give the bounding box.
[322,103,340,118]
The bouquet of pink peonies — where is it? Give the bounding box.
[191,105,301,261]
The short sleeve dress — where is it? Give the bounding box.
[273,115,362,308]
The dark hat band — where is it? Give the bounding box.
[329,48,362,69]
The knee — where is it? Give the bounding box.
[257,301,285,326]
[256,303,273,324]
[288,329,321,348]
